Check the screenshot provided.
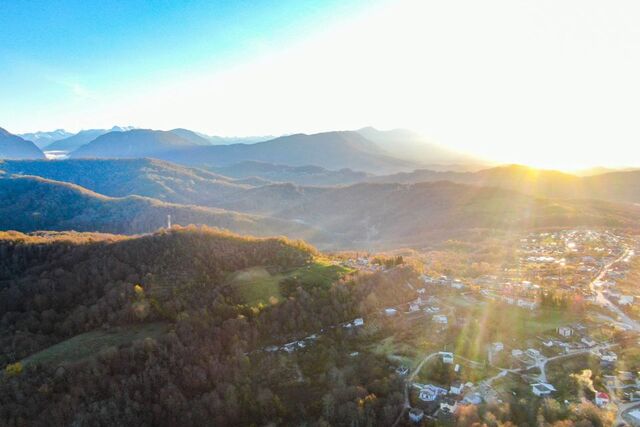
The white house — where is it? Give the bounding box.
[433,315,448,324]
[512,349,523,358]
[526,348,542,359]
[581,337,597,347]
[600,351,617,363]
[450,381,464,395]
[408,408,424,423]
[619,295,634,305]
[531,383,556,397]
[385,308,398,316]
[440,352,454,364]
[409,303,420,312]
[557,326,573,337]
[353,318,364,327]
[418,384,448,401]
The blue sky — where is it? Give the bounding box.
[0,0,373,130]
[2,0,640,169]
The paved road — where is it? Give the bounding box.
[590,249,640,331]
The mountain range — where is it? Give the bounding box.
[0,128,45,159]
[17,129,73,148]
[2,158,639,249]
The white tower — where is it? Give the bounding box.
[167,214,172,229]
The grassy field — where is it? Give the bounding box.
[23,322,168,367]
[229,258,353,306]
[229,266,284,306]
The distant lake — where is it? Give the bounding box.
[44,150,70,160]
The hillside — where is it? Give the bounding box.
[0,226,416,426]
[209,161,371,186]
[0,175,324,241]
[276,181,640,248]
[0,158,249,205]
[372,164,640,204]
[0,128,45,159]
[157,131,422,173]
[70,129,198,158]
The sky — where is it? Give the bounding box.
[2,0,640,170]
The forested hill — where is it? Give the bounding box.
[0,174,325,242]
[0,226,315,363]
[0,226,419,426]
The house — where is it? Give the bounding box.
[526,348,542,359]
[440,398,458,414]
[450,381,464,395]
[396,366,409,376]
[408,408,424,423]
[619,295,634,305]
[531,383,556,397]
[512,349,523,358]
[385,308,398,316]
[463,394,483,405]
[557,326,573,337]
[440,352,454,364]
[353,318,364,327]
[418,384,448,401]
[628,409,640,425]
[600,351,617,363]
[517,299,537,310]
[581,337,597,347]
[543,340,554,347]
[595,391,610,406]
[433,315,448,324]
[492,342,504,353]
[409,303,420,312]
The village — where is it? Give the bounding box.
[386,230,640,426]
[249,229,640,426]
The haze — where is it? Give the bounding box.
[2,0,640,170]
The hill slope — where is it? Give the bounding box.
[209,161,371,186]
[357,127,487,169]
[0,128,45,159]
[0,158,249,205]
[276,181,640,248]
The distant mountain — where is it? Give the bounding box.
[206,135,276,145]
[45,127,130,151]
[0,175,325,241]
[0,158,249,206]
[209,161,372,186]
[159,131,422,174]
[70,129,199,158]
[18,129,73,149]
[0,127,46,159]
[356,127,487,168]
[169,128,212,145]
